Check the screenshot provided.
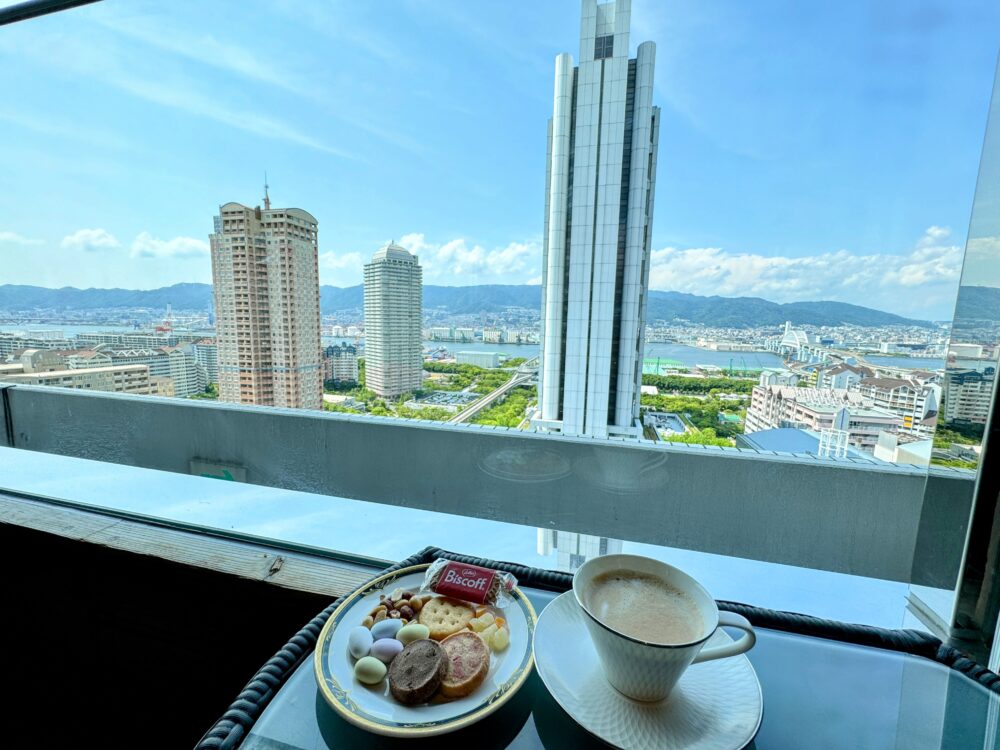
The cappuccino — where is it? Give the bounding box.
[585,569,702,645]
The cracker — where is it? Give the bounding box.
[418,596,475,640]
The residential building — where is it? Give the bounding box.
[106,348,172,379]
[192,339,219,384]
[0,363,150,394]
[758,368,800,387]
[323,343,358,384]
[943,367,996,425]
[209,198,323,409]
[55,349,113,370]
[0,333,74,357]
[456,351,502,369]
[482,328,503,344]
[363,242,423,398]
[7,348,67,372]
[816,363,873,390]
[854,377,940,434]
[149,376,176,397]
[745,385,902,452]
[163,345,208,397]
[76,332,181,349]
[536,0,660,439]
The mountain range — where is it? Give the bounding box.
[0,282,949,328]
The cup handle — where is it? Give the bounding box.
[692,611,756,664]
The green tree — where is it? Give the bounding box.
[471,386,536,428]
[663,428,734,447]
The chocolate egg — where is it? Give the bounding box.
[371,637,405,664]
[396,623,430,645]
[371,618,404,641]
[348,626,373,659]
[354,656,387,684]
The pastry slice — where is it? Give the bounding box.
[439,631,490,698]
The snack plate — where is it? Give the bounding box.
[534,591,762,750]
[314,563,537,737]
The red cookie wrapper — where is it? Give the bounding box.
[420,559,517,608]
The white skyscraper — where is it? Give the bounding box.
[534,0,659,439]
[363,242,423,398]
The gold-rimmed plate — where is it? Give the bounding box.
[314,563,537,737]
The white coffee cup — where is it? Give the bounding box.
[573,553,756,702]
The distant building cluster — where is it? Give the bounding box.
[0,331,216,398]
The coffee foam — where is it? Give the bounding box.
[585,569,703,645]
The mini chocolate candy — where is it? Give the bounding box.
[371,638,405,664]
[348,626,374,659]
[371,618,405,641]
[354,656,387,684]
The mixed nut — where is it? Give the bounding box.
[360,587,426,629]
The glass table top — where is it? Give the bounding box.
[240,588,1000,750]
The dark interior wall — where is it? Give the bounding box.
[3,522,333,749]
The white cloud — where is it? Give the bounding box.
[130,232,208,259]
[318,250,365,285]
[0,231,41,246]
[648,227,963,319]
[397,233,540,282]
[316,234,542,287]
[61,228,121,253]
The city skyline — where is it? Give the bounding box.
[2,1,998,319]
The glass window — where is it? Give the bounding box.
[0,0,998,636]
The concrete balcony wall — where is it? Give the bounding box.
[0,384,974,588]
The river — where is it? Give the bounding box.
[3,324,943,373]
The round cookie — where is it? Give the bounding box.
[418,597,475,640]
[388,639,446,705]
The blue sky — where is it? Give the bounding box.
[0,0,997,319]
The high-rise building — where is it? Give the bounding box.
[944,367,996,424]
[363,242,423,398]
[209,197,322,409]
[535,0,659,439]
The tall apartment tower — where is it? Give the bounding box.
[363,242,423,398]
[535,0,659,439]
[209,197,323,410]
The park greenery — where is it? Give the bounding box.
[471,385,536,428]
[640,393,747,438]
[189,382,219,400]
[932,457,979,469]
[502,357,527,368]
[641,374,755,395]
[932,425,984,449]
[662,428,734,447]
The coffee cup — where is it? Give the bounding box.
[572,553,755,702]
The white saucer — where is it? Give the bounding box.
[533,591,763,750]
